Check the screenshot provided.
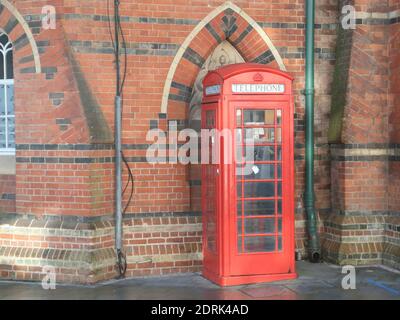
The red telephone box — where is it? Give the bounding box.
[201,63,297,286]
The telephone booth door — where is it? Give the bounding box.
[231,102,293,276]
[201,63,296,286]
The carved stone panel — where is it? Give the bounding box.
[189,41,245,130]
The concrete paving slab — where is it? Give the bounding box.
[0,262,399,300]
[240,285,296,299]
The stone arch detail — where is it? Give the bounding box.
[188,41,244,129]
[161,1,286,115]
[0,0,41,73]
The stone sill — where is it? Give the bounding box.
[0,154,15,175]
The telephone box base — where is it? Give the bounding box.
[203,268,297,287]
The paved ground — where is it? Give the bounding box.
[0,262,399,300]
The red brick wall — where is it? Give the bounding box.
[3,0,399,283]
[15,147,114,216]
[0,0,339,281]
[0,0,115,218]
[58,0,337,261]
[388,16,400,212]
[59,0,338,215]
[389,0,400,11]
[390,25,400,143]
[389,24,400,143]
[341,25,390,144]
[331,0,391,215]
[324,1,400,269]
[0,174,15,214]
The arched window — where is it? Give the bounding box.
[0,32,14,154]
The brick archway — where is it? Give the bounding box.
[0,0,41,74]
[161,1,285,116]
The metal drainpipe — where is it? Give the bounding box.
[304,0,321,262]
[114,0,124,275]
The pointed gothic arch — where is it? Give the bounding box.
[188,41,244,129]
[0,0,41,73]
[161,1,286,115]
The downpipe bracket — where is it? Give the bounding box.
[301,88,315,96]
[116,249,127,279]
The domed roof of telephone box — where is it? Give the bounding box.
[207,63,294,81]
